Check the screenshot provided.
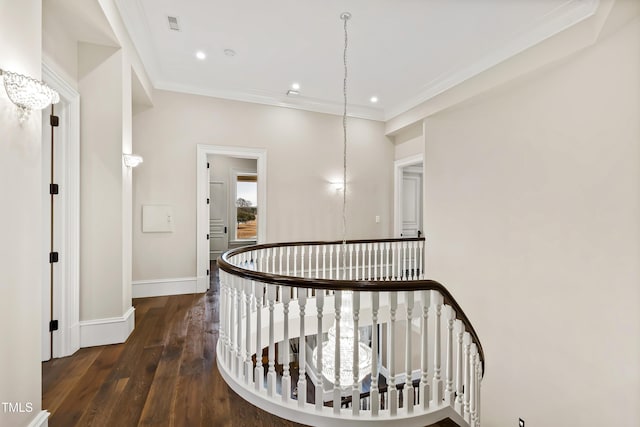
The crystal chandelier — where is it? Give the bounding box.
[312,11,373,390]
[1,69,60,122]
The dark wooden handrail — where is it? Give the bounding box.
[217,237,485,376]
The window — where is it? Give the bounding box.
[235,174,257,240]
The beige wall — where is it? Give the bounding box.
[0,1,44,425]
[423,17,640,426]
[133,90,394,281]
[393,121,424,160]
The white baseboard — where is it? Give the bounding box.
[79,306,135,348]
[27,410,50,427]
[132,277,199,298]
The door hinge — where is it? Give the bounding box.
[206,269,210,276]
[224,226,227,234]
[207,198,210,205]
[207,162,210,169]
[49,252,59,263]
[50,115,59,127]
[49,320,59,332]
[206,234,210,240]
[49,184,59,195]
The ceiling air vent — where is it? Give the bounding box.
[167,16,180,31]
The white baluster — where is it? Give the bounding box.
[367,243,372,280]
[333,290,342,414]
[236,278,243,378]
[419,240,424,279]
[477,358,482,427]
[463,333,471,421]
[315,290,325,410]
[445,306,455,405]
[329,245,334,279]
[254,281,264,392]
[245,280,253,385]
[389,291,398,415]
[322,245,327,279]
[420,290,430,409]
[371,292,380,415]
[220,272,228,366]
[298,288,307,407]
[373,243,378,280]
[267,284,277,397]
[349,244,354,280]
[385,242,390,280]
[431,291,443,404]
[405,291,414,412]
[470,344,478,426]
[282,287,291,402]
[352,291,360,416]
[402,241,407,280]
[455,320,465,414]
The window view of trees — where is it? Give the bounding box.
[236,178,257,240]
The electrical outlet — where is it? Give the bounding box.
[519,418,525,427]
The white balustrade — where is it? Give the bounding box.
[216,238,483,427]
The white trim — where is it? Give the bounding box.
[80,307,135,348]
[132,277,199,298]
[393,153,424,238]
[27,411,50,427]
[384,0,600,120]
[197,145,267,291]
[42,61,81,359]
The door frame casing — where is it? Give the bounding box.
[393,153,424,238]
[196,144,267,291]
[41,61,81,359]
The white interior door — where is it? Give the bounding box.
[401,167,423,238]
[210,181,228,260]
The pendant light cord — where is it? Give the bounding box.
[341,12,350,245]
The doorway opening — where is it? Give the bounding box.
[41,62,81,361]
[394,154,424,238]
[196,145,267,292]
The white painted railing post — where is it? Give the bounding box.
[405,291,414,412]
[352,291,360,416]
[235,277,243,379]
[254,281,264,392]
[445,305,455,405]
[245,279,253,385]
[219,272,227,366]
[315,290,324,411]
[267,284,277,397]
[389,291,398,415]
[463,333,471,423]
[371,292,380,415]
[333,290,342,414]
[470,344,478,426]
[282,287,291,402]
[420,290,430,409]
[431,291,443,404]
[455,320,465,414]
[297,288,307,407]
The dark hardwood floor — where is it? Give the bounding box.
[43,263,304,427]
[42,262,458,427]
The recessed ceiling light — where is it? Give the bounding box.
[196,51,206,60]
[224,49,236,57]
[287,90,299,96]
[370,96,379,103]
[291,82,300,90]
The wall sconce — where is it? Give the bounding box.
[330,181,344,192]
[0,68,60,122]
[123,154,143,168]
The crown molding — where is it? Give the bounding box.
[384,0,599,121]
[154,80,385,121]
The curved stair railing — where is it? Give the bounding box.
[217,238,484,427]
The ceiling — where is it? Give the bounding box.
[115,0,598,121]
